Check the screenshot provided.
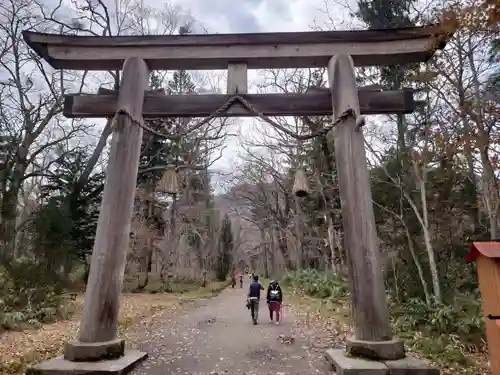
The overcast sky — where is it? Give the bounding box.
[144,0,354,185]
[166,0,350,33]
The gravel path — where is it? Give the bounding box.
[130,287,333,375]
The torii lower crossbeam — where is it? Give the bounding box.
[64,89,416,118]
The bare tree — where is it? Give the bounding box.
[0,0,92,257]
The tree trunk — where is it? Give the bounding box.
[480,149,499,239]
[294,198,303,268]
[326,214,338,272]
[138,239,153,290]
[411,159,442,303]
[277,228,294,270]
[403,223,431,305]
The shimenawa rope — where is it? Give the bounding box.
[109,95,366,140]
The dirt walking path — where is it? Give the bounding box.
[129,287,333,375]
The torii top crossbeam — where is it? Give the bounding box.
[22,25,447,71]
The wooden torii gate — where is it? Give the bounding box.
[23,25,450,375]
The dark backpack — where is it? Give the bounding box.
[269,284,281,301]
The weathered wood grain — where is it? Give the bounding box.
[227,63,248,95]
[328,54,393,342]
[64,90,415,118]
[78,57,150,343]
[22,25,448,70]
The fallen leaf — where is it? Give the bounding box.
[0,293,184,375]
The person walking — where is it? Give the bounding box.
[266,280,283,324]
[247,275,264,325]
[239,274,244,288]
[231,272,236,288]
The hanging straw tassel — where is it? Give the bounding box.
[157,165,180,195]
[292,167,310,197]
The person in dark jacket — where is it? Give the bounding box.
[247,275,264,325]
[266,280,283,324]
[231,272,236,288]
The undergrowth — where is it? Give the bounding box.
[0,259,75,333]
[123,273,230,294]
[282,269,486,374]
[1,261,229,334]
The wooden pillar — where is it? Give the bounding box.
[327,55,394,344]
[78,57,150,343]
[227,63,248,94]
[465,243,500,375]
[477,255,500,375]
[227,63,247,115]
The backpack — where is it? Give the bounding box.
[269,284,281,301]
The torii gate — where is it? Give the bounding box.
[23,25,450,375]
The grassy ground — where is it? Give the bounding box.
[0,281,229,375]
[285,287,490,375]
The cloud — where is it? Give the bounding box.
[168,0,343,34]
[169,0,263,33]
[253,0,318,32]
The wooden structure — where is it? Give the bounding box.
[23,27,444,70]
[465,242,500,375]
[64,88,416,118]
[22,24,450,373]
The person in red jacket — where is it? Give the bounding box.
[267,280,283,324]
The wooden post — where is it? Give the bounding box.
[227,63,248,94]
[227,63,247,115]
[465,242,500,375]
[78,57,150,343]
[328,55,403,359]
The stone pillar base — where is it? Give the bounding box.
[64,338,125,361]
[325,349,439,375]
[26,350,147,375]
[346,337,405,361]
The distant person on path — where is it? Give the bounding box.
[267,280,283,324]
[231,273,236,288]
[239,274,243,288]
[247,275,264,325]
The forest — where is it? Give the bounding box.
[0,0,498,374]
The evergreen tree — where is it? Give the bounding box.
[138,25,197,189]
[215,214,233,281]
[138,69,199,187]
[356,0,418,156]
[165,70,199,170]
[354,1,424,219]
[356,1,415,28]
[136,67,200,283]
[34,148,104,280]
[138,71,175,188]
[354,0,437,300]
[137,67,198,224]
